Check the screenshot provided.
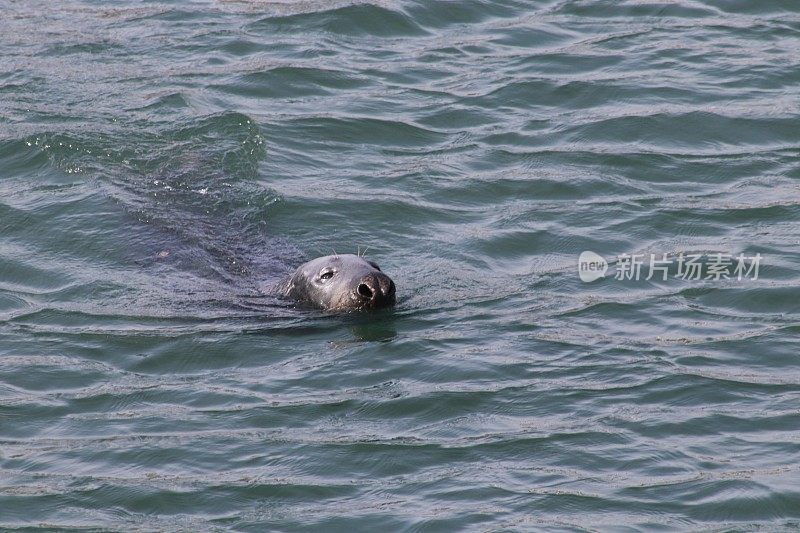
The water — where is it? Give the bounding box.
[1,0,799,530]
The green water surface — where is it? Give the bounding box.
[1,1,799,530]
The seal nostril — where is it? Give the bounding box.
[357,283,373,300]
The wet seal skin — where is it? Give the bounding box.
[279,254,396,311]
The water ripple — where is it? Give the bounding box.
[1,0,799,529]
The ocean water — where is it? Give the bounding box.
[1,0,799,530]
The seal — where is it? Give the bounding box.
[280,254,396,311]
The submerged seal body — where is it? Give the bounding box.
[280,254,396,311]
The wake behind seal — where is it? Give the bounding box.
[279,253,396,311]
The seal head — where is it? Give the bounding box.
[281,254,396,311]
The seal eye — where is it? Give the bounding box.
[319,269,335,281]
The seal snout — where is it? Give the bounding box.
[283,254,396,311]
[356,272,396,308]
